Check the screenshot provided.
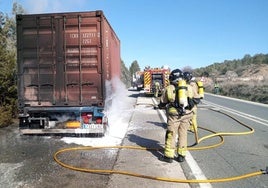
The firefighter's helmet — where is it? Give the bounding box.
[169,69,183,84]
[183,71,193,82]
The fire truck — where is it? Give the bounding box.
[143,68,170,96]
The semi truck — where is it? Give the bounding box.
[133,71,144,91]
[143,67,170,96]
[16,10,120,136]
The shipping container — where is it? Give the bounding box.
[16,10,120,136]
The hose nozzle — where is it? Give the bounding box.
[261,166,268,174]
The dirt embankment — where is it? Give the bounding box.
[200,64,268,104]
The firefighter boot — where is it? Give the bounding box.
[159,155,173,163]
[177,154,185,163]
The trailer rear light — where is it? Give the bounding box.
[96,118,102,124]
[81,113,92,124]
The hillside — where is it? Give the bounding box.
[194,54,268,104]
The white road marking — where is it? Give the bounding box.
[203,100,268,126]
[186,152,213,188]
[205,93,268,107]
[152,98,212,188]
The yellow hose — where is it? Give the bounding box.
[190,107,254,148]
[53,107,266,184]
[53,145,265,183]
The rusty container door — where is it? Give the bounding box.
[63,13,103,106]
[17,11,109,109]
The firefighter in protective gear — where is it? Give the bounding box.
[158,69,195,163]
[183,72,201,133]
[154,81,160,97]
[214,82,220,94]
[197,80,204,99]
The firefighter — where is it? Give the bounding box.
[183,72,201,133]
[154,81,160,97]
[158,69,196,163]
[214,82,220,94]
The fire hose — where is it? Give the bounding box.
[54,106,267,184]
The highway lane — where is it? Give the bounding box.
[183,94,268,188]
[204,93,268,125]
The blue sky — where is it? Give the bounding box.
[1,0,268,70]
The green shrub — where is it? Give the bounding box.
[0,106,13,128]
[220,83,268,104]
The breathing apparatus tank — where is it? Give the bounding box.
[197,81,204,99]
[178,79,188,112]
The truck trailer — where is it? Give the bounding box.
[133,71,144,91]
[16,10,120,136]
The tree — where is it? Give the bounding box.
[182,66,193,73]
[0,2,26,127]
[12,2,27,15]
[129,60,140,79]
[121,60,131,87]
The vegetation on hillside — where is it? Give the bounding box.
[193,54,268,104]
[194,54,268,77]
[121,60,132,88]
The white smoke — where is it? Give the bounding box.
[61,77,131,146]
[23,0,88,14]
[104,77,129,138]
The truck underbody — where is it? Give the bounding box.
[19,106,107,136]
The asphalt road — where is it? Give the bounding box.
[183,93,268,188]
[0,88,137,188]
[1,90,267,188]
[204,93,268,122]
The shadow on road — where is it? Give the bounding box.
[128,93,140,98]
[126,134,164,159]
[146,121,166,129]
